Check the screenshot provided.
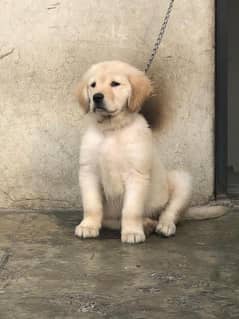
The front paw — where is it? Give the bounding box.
[75,222,100,239]
[156,219,176,237]
[121,231,146,244]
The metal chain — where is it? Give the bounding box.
[144,0,175,73]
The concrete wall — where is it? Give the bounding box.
[0,0,214,210]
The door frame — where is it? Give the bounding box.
[215,0,228,198]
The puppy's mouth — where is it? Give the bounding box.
[93,104,118,116]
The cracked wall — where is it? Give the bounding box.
[0,0,214,210]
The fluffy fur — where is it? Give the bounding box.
[75,60,227,244]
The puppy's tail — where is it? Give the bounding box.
[167,169,229,221]
[183,205,229,220]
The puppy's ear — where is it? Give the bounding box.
[128,72,153,112]
[75,80,89,113]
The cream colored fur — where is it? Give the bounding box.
[75,61,227,244]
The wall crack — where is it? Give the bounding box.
[0,48,15,60]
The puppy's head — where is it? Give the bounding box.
[76,61,153,117]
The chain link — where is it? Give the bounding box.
[144,0,175,73]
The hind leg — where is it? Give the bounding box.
[156,171,192,237]
[143,218,158,236]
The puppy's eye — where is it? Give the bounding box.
[90,82,96,88]
[111,81,120,87]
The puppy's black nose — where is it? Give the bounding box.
[93,92,104,103]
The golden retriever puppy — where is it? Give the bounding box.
[75,61,226,244]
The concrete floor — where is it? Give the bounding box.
[0,210,239,319]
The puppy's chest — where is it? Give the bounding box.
[98,136,126,197]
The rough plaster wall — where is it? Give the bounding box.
[0,0,214,210]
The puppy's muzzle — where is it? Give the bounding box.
[92,92,117,115]
[93,92,107,112]
[93,92,104,103]
[93,92,106,112]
